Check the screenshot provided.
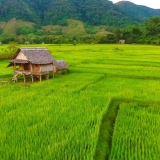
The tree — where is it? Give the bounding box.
[131,26,142,36]
[113,28,121,42]
[145,16,160,36]
[7,42,18,55]
[17,26,35,35]
[0,28,3,35]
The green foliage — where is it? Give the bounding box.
[0,28,3,35]
[84,24,98,34]
[0,14,159,45]
[17,26,35,35]
[145,16,160,36]
[57,19,68,26]
[0,0,159,27]
[116,1,160,22]
[0,43,18,60]
[113,28,121,40]
[119,17,160,44]
[1,36,16,44]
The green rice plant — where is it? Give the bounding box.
[0,73,111,160]
[109,103,160,160]
[1,44,160,159]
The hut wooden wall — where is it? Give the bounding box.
[40,64,53,72]
[19,64,24,71]
[53,66,57,73]
[32,64,40,72]
[24,64,30,70]
[18,64,30,71]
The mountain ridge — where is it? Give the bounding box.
[115,1,160,9]
[115,1,160,22]
[0,0,160,27]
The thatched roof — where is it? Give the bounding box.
[8,48,58,67]
[56,60,69,71]
[7,59,29,67]
[18,48,56,64]
[10,59,28,64]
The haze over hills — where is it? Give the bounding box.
[0,0,160,27]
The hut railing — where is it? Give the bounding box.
[15,70,31,75]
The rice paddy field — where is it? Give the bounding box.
[0,44,160,160]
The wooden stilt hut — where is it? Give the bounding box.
[7,48,58,83]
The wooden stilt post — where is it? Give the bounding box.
[13,65,15,74]
[45,74,48,80]
[30,63,34,83]
[39,66,42,82]
[31,75,34,83]
[23,74,26,83]
[46,72,49,79]
[16,74,18,82]
[53,71,54,78]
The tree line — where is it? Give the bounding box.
[0,17,160,45]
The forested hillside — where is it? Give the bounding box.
[0,0,160,26]
[0,0,159,44]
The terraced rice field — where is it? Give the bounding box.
[0,44,160,160]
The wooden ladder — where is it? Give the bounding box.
[12,73,18,82]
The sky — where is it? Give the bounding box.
[110,0,160,9]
